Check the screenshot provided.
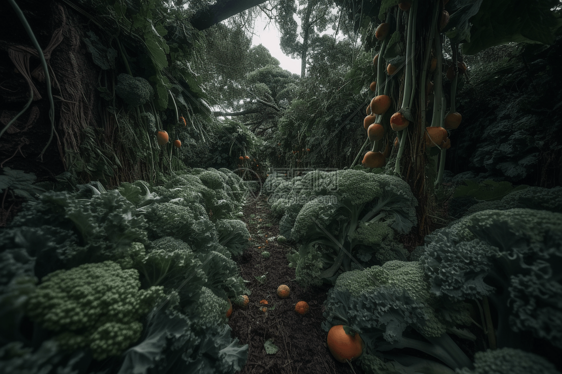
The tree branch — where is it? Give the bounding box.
[189,0,269,31]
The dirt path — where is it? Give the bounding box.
[229,196,364,374]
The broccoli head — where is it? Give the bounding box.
[419,208,562,349]
[25,261,164,360]
[456,348,560,374]
[115,74,154,106]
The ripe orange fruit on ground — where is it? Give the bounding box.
[173,139,181,148]
[241,295,249,307]
[277,285,290,298]
[362,151,386,169]
[260,299,269,305]
[295,301,309,315]
[327,325,364,363]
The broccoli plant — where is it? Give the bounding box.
[419,208,562,350]
[456,348,561,374]
[215,219,250,257]
[323,260,474,372]
[286,169,416,287]
[25,261,164,360]
[115,73,154,106]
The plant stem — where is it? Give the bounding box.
[351,138,370,168]
[482,296,497,349]
[8,0,57,162]
[431,34,444,128]
[421,3,440,130]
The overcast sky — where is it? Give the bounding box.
[250,12,302,76]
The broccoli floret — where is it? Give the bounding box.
[25,261,164,360]
[139,202,218,250]
[200,251,249,299]
[466,186,562,215]
[186,286,229,328]
[324,261,473,371]
[286,170,417,286]
[198,171,225,190]
[334,266,390,296]
[215,219,250,257]
[135,237,205,306]
[115,74,154,106]
[420,208,562,349]
[456,348,560,374]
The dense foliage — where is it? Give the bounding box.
[0,167,251,373]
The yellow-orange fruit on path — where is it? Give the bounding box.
[241,295,249,307]
[277,285,290,298]
[390,112,409,131]
[369,81,377,91]
[424,127,448,148]
[157,130,169,146]
[368,123,385,142]
[295,301,309,315]
[444,112,462,130]
[370,95,391,115]
[362,151,386,169]
[173,139,181,148]
[375,23,390,40]
[327,325,364,363]
[260,299,268,305]
[363,115,377,130]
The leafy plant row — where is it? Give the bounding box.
[263,169,562,373]
[0,167,252,373]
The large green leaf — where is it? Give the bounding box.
[379,0,399,22]
[462,0,561,55]
[443,0,484,44]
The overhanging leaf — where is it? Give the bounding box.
[462,0,561,55]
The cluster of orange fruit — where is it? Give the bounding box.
[225,285,310,317]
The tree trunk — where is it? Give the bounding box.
[300,0,315,78]
[189,0,269,31]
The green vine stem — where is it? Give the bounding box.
[420,2,440,131]
[435,97,446,186]
[8,0,57,162]
[436,41,458,186]
[351,137,370,168]
[0,88,33,139]
[394,0,417,176]
[482,296,497,350]
[430,33,444,128]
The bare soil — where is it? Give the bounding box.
[229,196,364,374]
